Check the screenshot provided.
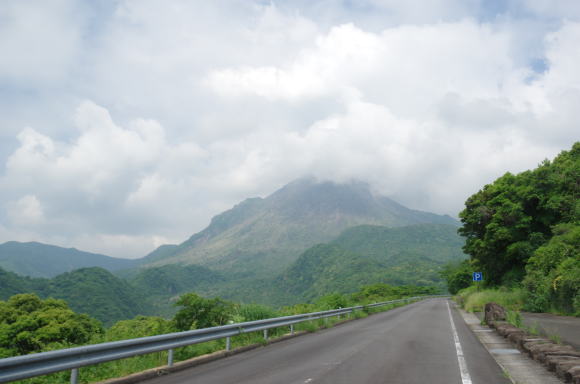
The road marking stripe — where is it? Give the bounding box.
[447,301,473,384]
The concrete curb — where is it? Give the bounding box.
[489,320,580,384]
[456,306,563,384]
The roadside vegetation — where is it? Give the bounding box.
[442,142,579,317]
[454,286,527,313]
[0,283,436,383]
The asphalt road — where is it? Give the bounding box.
[144,299,509,384]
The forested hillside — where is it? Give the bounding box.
[0,267,149,325]
[177,223,463,306]
[276,223,465,301]
[455,142,579,315]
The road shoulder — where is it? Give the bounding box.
[456,306,563,384]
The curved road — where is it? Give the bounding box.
[145,299,510,384]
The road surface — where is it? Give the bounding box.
[145,298,510,384]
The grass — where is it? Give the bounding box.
[456,288,569,346]
[548,333,562,344]
[506,310,523,328]
[456,286,527,313]
[527,321,540,336]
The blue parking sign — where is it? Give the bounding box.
[473,272,483,281]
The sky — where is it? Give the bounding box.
[0,0,579,259]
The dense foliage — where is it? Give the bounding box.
[172,293,234,331]
[440,260,473,294]
[457,142,579,314]
[523,223,580,314]
[0,294,102,357]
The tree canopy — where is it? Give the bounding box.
[172,293,234,331]
[457,142,579,314]
[0,294,102,357]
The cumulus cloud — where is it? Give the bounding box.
[7,195,45,227]
[0,1,578,258]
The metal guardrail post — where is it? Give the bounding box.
[290,324,294,335]
[167,349,174,367]
[70,368,78,384]
[226,337,231,351]
[263,329,268,340]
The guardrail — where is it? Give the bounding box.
[0,295,442,383]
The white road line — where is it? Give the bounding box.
[447,301,473,384]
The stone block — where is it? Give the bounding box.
[484,302,507,325]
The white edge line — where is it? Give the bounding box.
[447,301,473,384]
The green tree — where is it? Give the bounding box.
[523,223,580,314]
[0,294,102,357]
[315,293,350,310]
[458,142,579,286]
[172,293,234,331]
[106,316,173,341]
[440,260,473,294]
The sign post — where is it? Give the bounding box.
[473,272,483,291]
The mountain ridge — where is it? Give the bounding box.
[0,241,139,278]
[142,178,458,278]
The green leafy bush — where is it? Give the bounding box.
[172,293,234,331]
[440,260,473,294]
[523,223,579,315]
[0,294,102,357]
[315,293,351,310]
[106,316,173,341]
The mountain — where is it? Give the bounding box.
[143,178,458,278]
[0,266,149,326]
[274,223,465,302]
[332,223,465,261]
[0,241,139,278]
[140,244,180,264]
[171,223,466,306]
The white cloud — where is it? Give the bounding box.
[0,1,578,258]
[205,21,517,116]
[7,195,45,227]
[0,0,85,85]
